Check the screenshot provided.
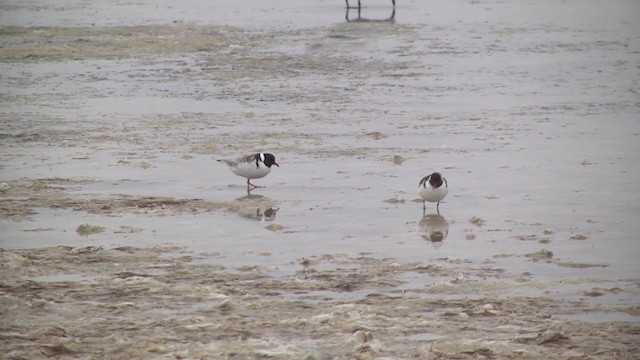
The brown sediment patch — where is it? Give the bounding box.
[265,224,286,232]
[524,248,554,260]
[0,25,239,62]
[75,223,105,236]
[0,24,395,92]
[570,234,588,240]
[0,177,95,221]
[392,155,406,165]
[0,177,277,221]
[514,234,551,243]
[21,227,54,232]
[468,216,485,226]
[0,246,638,359]
[364,131,388,140]
[556,261,608,269]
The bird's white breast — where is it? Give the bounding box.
[230,161,271,179]
[419,185,448,202]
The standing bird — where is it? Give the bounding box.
[218,153,279,193]
[418,172,448,213]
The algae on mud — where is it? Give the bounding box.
[1,246,639,359]
[1,0,640,358]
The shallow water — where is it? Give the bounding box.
[1,0,639,357]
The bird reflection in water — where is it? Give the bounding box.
[419,213,449,246]
[345,1,396,23]
[234,194,279,222]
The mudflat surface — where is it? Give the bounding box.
[1,0,639,358]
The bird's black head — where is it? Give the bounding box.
[429,172,444,188]
[261,153,279,168]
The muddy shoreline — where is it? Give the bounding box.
[2,245,639,359]
[2,0,639,358]
[0,175,638,358]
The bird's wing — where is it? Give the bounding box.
[217,154,258,167]
[419,175,431,187]
[238,154,258,163]
[217,159,235,166]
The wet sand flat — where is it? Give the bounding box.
[2,245,639,359]
[1,0,640,358]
